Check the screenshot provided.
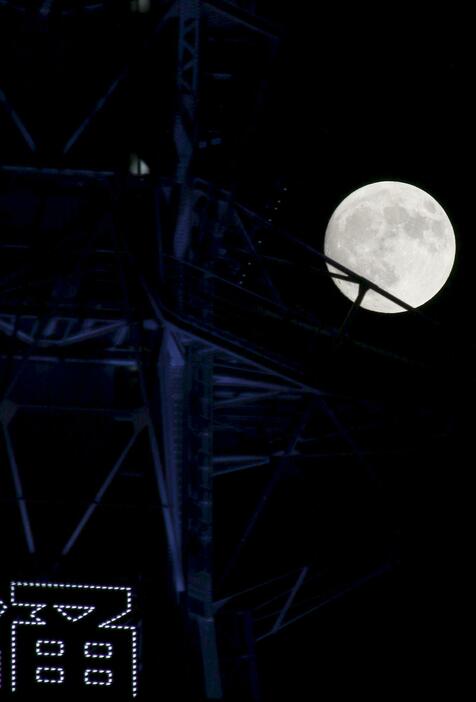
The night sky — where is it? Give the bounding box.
[234,8,472,700]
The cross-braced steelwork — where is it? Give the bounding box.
[0,1,432,699]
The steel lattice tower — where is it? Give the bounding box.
[1,1,463,699]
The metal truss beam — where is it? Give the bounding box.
[175,0,200,185]
[234,201,429,318]
[213,566,310,613]
[0,351,139,366]
[140,276,326,396]
[173,0,200,259]
[0,87,37,152]
[270,566,309,634]
[255,562,395,642]
[212,455,270,477]
[138,355,186,594]
[214,389,294,409]
[155,252,425,374]
[59,0,177,155]
[204,0,280,38]
[158,328,187,593]
[0,5,404,698]
[184,343,223,698]
[217,399,318,591]
[215,558,397,646]
[0,164,116,180]
[213,376,297,394]
[158,320,324,399]
[1,417,36,554]
[61,421,142,555]
[63,73,127,155]
[195,615,223,699]
[0,315,130,347]
[0,0,117,16]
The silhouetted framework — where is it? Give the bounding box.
[0,1,459,700]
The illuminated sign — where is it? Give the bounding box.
[0,581,138,698]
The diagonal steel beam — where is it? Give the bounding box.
[256,562,395,641]
[61,425,140,555]
[336,283,369,342]
[270,565,309,634]
[0,164,116,179]
[217,399,318,590]
[1,419,36,554]
[63,1,177,154]
[213,566,305,612]
[63,73,126,154]
[214,389,290,409]
[204,0,280,38]
[144,407,186,594]
[0,87,37,152]
[212,456,270,477]
[139,276,325,396]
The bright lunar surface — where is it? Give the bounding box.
[324,181,456,313]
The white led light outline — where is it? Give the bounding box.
[0,600,6,618]
[11,581,131,592]
[84,668,113,687]
[10,602,47,694]
[84,641,113,659]
[36,639,65,657]
[53,605,95,623]
[35,666,65,684]
[10,581,138,697]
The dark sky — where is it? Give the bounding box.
[248,8,468,218]
[244,9,473,700]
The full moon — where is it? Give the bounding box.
[324,181,456,313]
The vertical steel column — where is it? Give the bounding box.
[185,343,223,699]
[158,328,187,595]
[173,0,200,259]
